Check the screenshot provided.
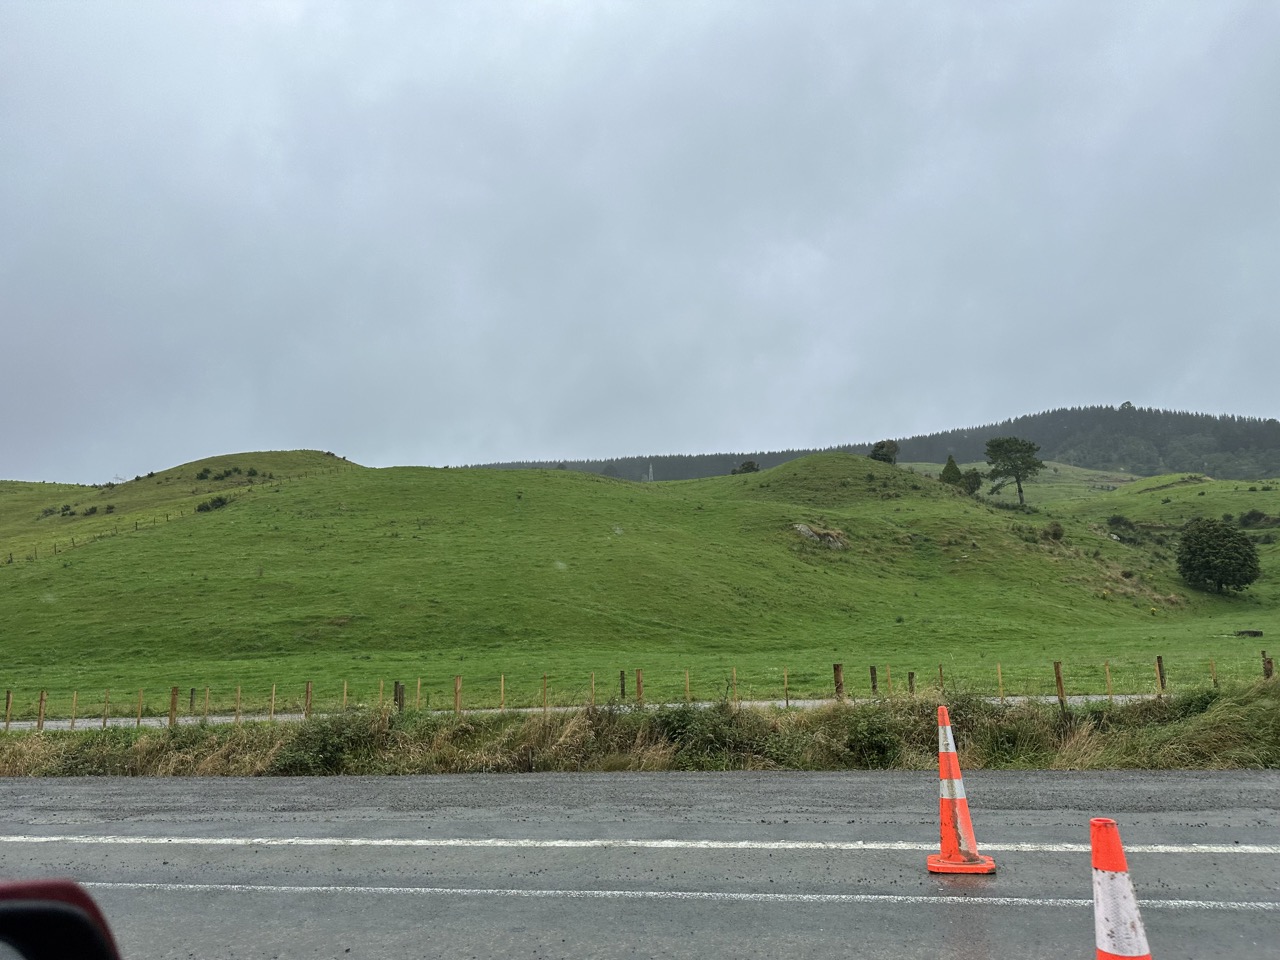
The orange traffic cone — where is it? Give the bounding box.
[1091,817,1152,959]
[926,705,996,874]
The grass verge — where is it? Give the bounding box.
[2,681,1276,776]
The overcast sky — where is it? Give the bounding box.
[3,2,1278,483]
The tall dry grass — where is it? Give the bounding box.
[1,681,1275,776]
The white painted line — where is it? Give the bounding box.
[2,834,1278,855]
[80,881,1280,912]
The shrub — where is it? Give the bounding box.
[195,495,230,513]
[940,455,962,486]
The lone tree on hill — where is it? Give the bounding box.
[731,460,760,475]
[940,455,962,486]
[1176,517,1260,593]
[985,437,1045,506]
[870,440,899,465]
[960,468,984,496]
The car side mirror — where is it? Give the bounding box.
[0,881,123,960]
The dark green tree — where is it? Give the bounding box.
[984,437,1045,506]
[870,440,899,465]
[960,469,984,496]
[940,455,962,485]
[1176,517,1260,593]
[731,460,760,475]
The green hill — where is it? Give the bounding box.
[1,451,1275,718]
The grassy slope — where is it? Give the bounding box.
[1,452,1276,717]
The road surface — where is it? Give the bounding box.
[1,771,1277,959]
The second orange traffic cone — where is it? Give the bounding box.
[926,705,996,874]
[1091,817,1152,959]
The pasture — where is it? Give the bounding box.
[2,451,1276,719]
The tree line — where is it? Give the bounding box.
[470,404,1280,481]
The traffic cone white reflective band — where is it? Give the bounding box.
[927,705,995,875]
[1091,818,1151,960]
[938,723,957,755]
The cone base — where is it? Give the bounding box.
[927,854,996,874]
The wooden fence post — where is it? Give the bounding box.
[1209,659,1218,689]
[731,667,738,705]
[169,687,179,729]
[135,689,143,728]
[378,680,384,706]
[189,688,196,714]
[102,689,109,730]
[938,664,945,695]
[907,671,915,696]
[542,674,549,713]
[635,669,643,705]
[234,686,241,724]
[454,675,462,714]
[684,669,690,703]
[1155,656,1166,695]
[37,691,46,733]
[6,690,13,732]
[886,665,892,695]
[203,687,210,722]
[1053,661,1067,715]
[416,677,422,711]
[619,670,626,701]
[341,680,347,711]
[70,691,78,731]
[783,667,789,708]
[500,674,505,710]
[305,681,313,719]
[833,663,845,701]
[394,681,405,713]
[869,665,878,695]
[1105,660,1112,702]
[1264,651,1274,679]
[997,663,1004,704]
[269,684,276,721]
[590,672,595,707]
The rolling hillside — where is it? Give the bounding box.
[1,450,1275,715]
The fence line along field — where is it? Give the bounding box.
[1,450,1276,713]
[3,649,1277,726]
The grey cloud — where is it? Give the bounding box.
[2,1,1278,482]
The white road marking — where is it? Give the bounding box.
[1,834,1277,855]
[80,881,1280,911]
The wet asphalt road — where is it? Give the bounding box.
[1,771,1277,960]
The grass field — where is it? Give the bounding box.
[2,450,1276,720]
